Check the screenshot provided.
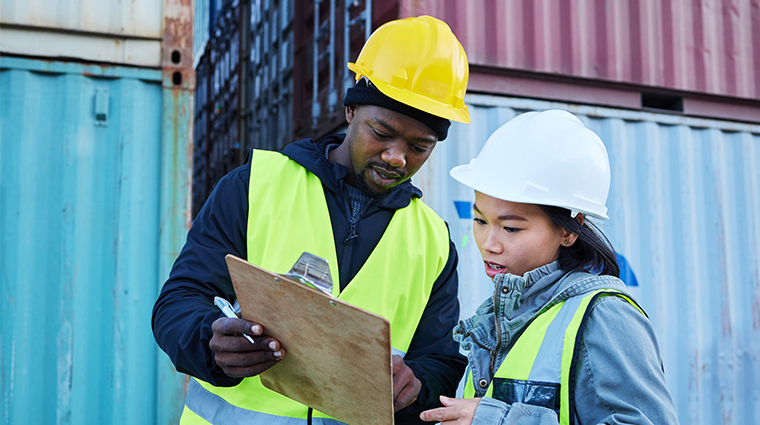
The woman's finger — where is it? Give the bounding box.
[419,406,458,422]
[440,395,465,407]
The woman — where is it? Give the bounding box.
[420,110,678,424]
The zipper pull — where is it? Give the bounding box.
[344,221,358,244]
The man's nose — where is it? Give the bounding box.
[381,144,406,168]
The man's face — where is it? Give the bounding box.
[339,105,438,197]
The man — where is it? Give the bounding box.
[152,15,470,424]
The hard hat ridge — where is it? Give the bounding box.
[450,110,612,219]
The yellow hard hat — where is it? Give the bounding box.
[347,16,470,123]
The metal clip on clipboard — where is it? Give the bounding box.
[281,252,334,296]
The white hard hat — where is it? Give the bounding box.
[450,109,611,219]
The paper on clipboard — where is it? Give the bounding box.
[225,254,395,425]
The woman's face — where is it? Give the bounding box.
[472,191,572,278]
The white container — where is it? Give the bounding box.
[417,93,760,425]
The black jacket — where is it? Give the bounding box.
[152,135,466,423]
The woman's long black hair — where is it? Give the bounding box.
[539,205,620,277]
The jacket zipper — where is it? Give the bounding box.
[339,195,370,288]
[344,218,359,243]
[489,275,505,379]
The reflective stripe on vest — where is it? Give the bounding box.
[182,150,450,424]
[182,379,347,425]
[464,289,646,425]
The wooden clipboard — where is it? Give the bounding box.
[225,254,394,425]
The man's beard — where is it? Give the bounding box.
[356,167,399,201]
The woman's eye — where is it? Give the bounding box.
[473,218,486,225]
[504,227,519,233]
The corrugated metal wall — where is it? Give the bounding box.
[248,0,295,153]
[191,0,302,216]
[195,0,212,66]
[292,0,378,140]
[416,94,760,425]
[401,0,760,101]
[0,0,163,67]
[0,0,162,36]
[191,0,246,217]
[0,57,184,425]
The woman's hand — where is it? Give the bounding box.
[420,395,481,424]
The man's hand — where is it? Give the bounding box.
[209,317,285,378]
[420,396,480,424]
[392,354,422,412]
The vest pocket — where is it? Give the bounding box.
[492,378,560,415]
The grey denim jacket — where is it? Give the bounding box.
[455,262,679,425]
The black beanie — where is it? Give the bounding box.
[343,78,451,141]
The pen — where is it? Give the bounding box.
[214,296,256,345]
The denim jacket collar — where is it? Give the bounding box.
[454,262,627,391]
[456,262,563,352]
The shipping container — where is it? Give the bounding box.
[1,0,194,421]
[195,0,212,66]
[192,0,244,216]
[195,0,238,67]
[0,0,162,36]
[0,0,163,67]
[248,0,296,152]
[193,52,213,218]
[287,0,759,143]
[192,0,304,215]
[0,56,190,425]
[416,93,760,425]
[400,0,760,121]
[291,0,379,140]
[208,1,244,189]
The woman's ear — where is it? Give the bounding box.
[560,229,579,247]
[558,213,584,247]
[560,213,584,247]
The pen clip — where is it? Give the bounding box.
[214,296,255,345]
[214,296,237,317]
[213,296,229,310]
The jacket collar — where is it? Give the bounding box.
[457,263,629,351]
[493,262,628,309]
[280,135,423,210]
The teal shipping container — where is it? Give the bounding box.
[0,57,190,424]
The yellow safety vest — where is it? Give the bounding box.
[464,289,647,425]
[182,149,450,424]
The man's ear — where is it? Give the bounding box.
[345,105,357,123]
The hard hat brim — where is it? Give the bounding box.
[450,164,610,220]
[347,63,471,123]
